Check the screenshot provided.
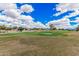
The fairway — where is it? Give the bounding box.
[0,30,79,56]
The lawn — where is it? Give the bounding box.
[0,30,79,56]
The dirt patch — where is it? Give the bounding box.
[0,39,41,56]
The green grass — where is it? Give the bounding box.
[0,30,69,37]
[0,30,78,56]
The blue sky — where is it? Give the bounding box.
[16,3,58,24]
[16,3,79,26]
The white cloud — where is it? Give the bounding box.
[50,3,79,29]
[54,3,79,16]
[20,4,34,13]
[34,22,47,29]
[0,3,36,29]
[18,15,34,28]
[18,15,47,29]
[67,10,79,17]
[53,11,66,16]
[2,9,20,19]
[0,15,19,27]
[0,14,47,29]
[70,17,79,23]
[18,15,34,21]
[0,3,17,11]
[0,3,37,29]
[0,15,16,22]
[46,16,73,29]
[56,3,79,12]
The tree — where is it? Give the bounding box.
[18,27,24,32]
[0,25,6,33]
[76,25,79,31]
[49,24,56,30]
[12,26,17,30]
[1,25,6,30]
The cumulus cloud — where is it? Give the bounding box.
[54,3,79,16]
[18,15,34,28]
[68,10,79,17]
[0,15,19,27]
[18,15,47,29]
[5,14,47,29]
[0,3,21,19]
[0,3,47,29]
[18,15,34,21]
[20,4,34,13]
[0,3,43,29]
[70,17,79,23]
[53,11,67,16]
[46,16,73,29]
[34,22,47,29]
[2,9,20,19]
[56,3,79,12]
[50,3,79,29]
[0,3,17,11]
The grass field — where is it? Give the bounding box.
[0,30,79,56]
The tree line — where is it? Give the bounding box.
[0,24,79,33]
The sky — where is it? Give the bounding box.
[0,3,79,29]
[16,3,58,24]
